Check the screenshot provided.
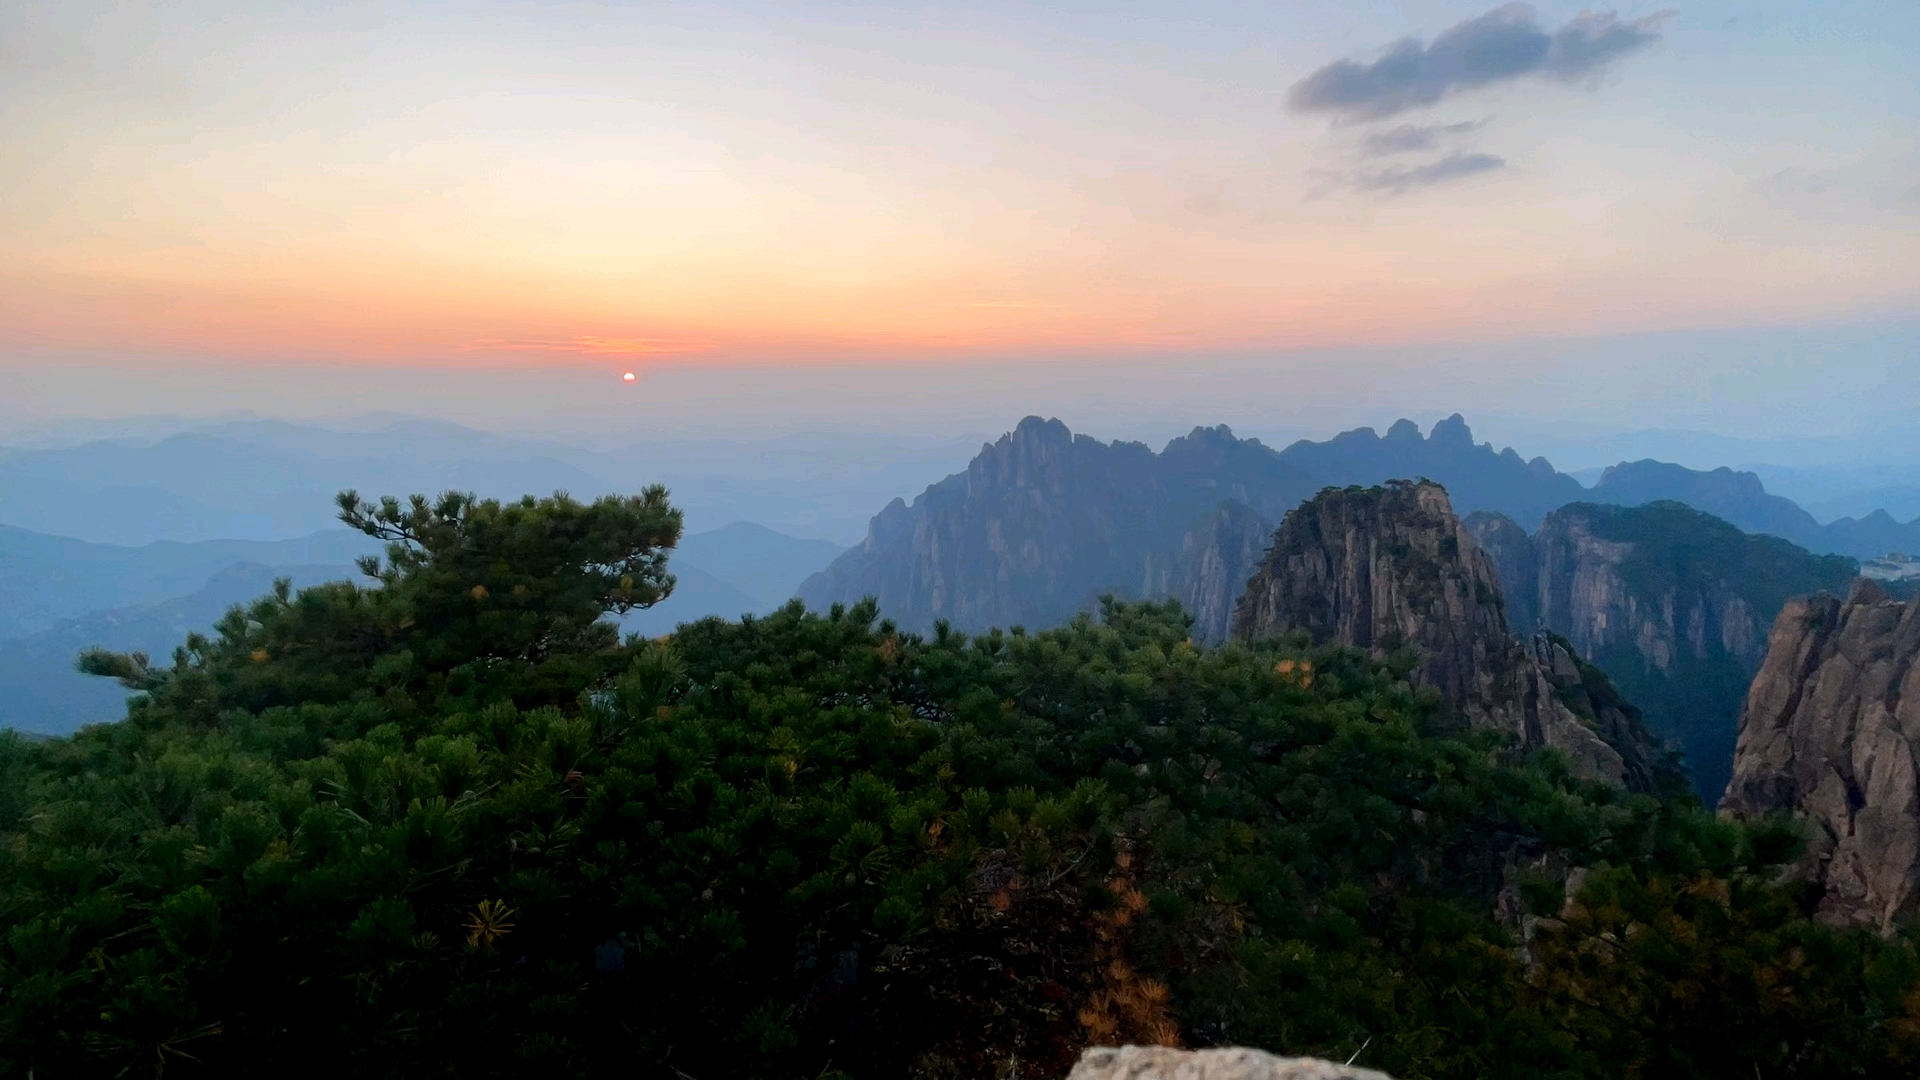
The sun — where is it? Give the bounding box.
[622,371,636,383]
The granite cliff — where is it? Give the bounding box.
[800,414,1898,645]
[1232,481,1670,789]
[1466,501,1856,799]
[802,415,1614,637]
[1140,499,1276,643]
[797,417,1315,635]
[1723,581,1920,932]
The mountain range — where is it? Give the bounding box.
[0,520,843,735]
[801,414,1913,639]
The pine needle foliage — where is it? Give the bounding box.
[3,488,1918,1079]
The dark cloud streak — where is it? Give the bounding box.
[1352,152,1508,193]
[1361,120,1486,157]
[1289,4,1669,122]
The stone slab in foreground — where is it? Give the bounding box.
[1069,1045,1393,1080]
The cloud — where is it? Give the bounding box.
[1350,152,1508,194]
[1288,4,1670,122]
[1361,120,1486,157]
[461,336,709,356]
[1750,161,1920,223]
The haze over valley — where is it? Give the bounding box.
[9,408,1920,805]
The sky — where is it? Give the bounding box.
[2,0,1917,440]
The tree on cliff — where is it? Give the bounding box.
[3,486,1919,1079]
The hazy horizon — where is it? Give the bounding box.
[6,0,1916,447]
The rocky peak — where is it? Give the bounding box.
[799,418,1321,634]
[1428,412,1474,448]
[1723,580,1920,932]
[1232,481,1669,788]
[1231,480,1509,706]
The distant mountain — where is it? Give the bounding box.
[1589,461,1825,544]
[673,522,843,609]
[617,564,766,639]
[0,517,838,733]
[0,422,611,544]
[799,418,1322,634]
[0,561,359,735]
[1275,414,1584,529]
[1589,460,1920,559]
[0,525,376,639]
[0,417,974,545]
[1466,501,1857,800]
[800,413,1695,635]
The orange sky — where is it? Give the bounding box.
[3,1,1917,369]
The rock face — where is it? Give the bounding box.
[1723,582,1920,932]
[1233,481,1669,789]
[1463,510,1538,631]
[1069,1046,1392,1080]
[1142,501,1277,644]
[800,414,1618,636]
[1465,501,1856,800]
[798,417,1320,634]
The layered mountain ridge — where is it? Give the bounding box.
[1466,502,1858,798]
[798,418,1321,637]
[1232,481,1671,789]
[803,413,1897,641]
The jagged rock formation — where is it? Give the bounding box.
[1142,500,1276,644]
[800,415,1635,635]
[800,412,1902,643]
[1465,501,1856,800]
[1277,413,1582,529]
[798,417,1321,634]
[1462,509,1538,631]
[1069,1046,1392,1080]
[1233,481,1669,788]
[1723,582,1920,932]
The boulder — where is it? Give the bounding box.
[1723,580,1920,931]
[1069,1045,1392,1080]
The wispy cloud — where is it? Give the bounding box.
[1360,120,1487,158]
[1352,152,1508,194]
[462,336,709,356]
[1289,4,1671,122]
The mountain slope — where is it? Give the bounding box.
[799,418,1320,633]
[0,561,359,734]
[1233,481,1672,789]
[0,525,376,639]
[1590,460,1920,558]
[1465,501,1857,800]
[616,563,766,638]
[673,522,843,608]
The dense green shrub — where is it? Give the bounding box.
[2,489,1915,1078]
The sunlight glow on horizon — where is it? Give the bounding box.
[2,1,1916,370]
